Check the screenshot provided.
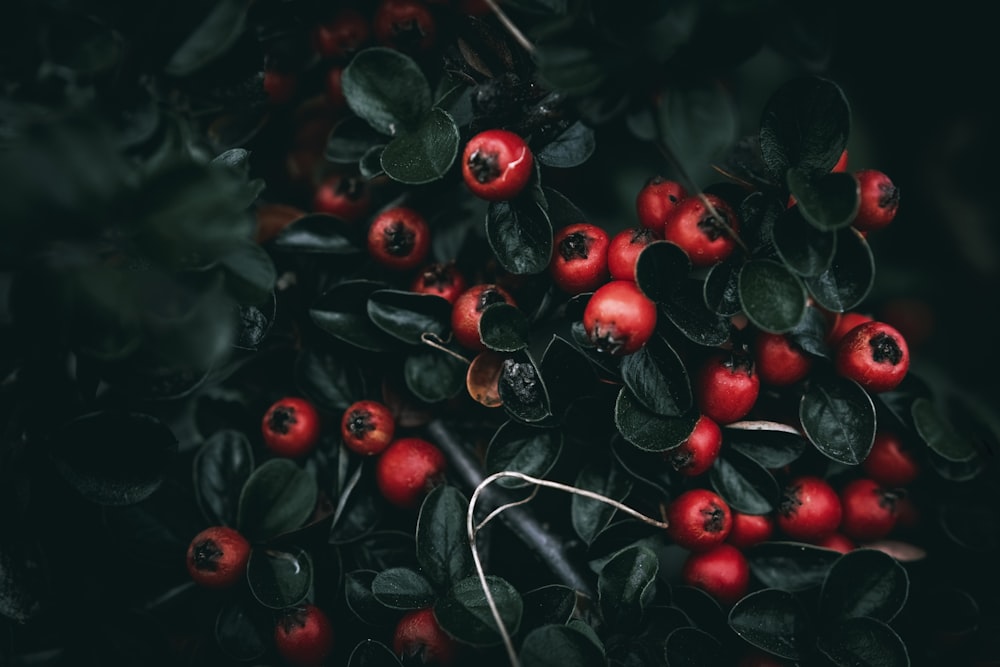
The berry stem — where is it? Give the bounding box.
[483,0,536,56]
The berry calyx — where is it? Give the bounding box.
[662,193,741,268]
[607,226,658,282]
[636,176,687,231]
[665,488,733,551]
[461,129,534,201]
[261,397,322,458]
[777,475,842,543]
[312,9,370,59]
[582,280,657,356]
[312,173,371,224]
[376,437,447,509]
[450,283,517,351]
[834,320,910,392]
[665,415,722,477]
[862,430,920,488]
[680,543,749,606]
[341,399,395,456]
[274,604,335,667]
[838,477,899,542]
[727,511,775,550]
[373,0,437,53]
[366,206,431,271]
[549,222,610,294]
[753,331,813,387]
[392,607,458,665]
[410,262,467,304]
[185,526,251,589]
[852,169,899,232]
[694,350,760,425]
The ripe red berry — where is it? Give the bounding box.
[312,174,371,224]
[852,169,899,232]
[373,0,437,52]
[274,604,335,667]
[607,227,658,282]
[665,488,733,551]
[636,176,687,232]
[777,475,842,543]
[838,477,899,542]
[450,283,517,351]
[312,8,370,59]
[825,310,873,347]
[694,350,760,425]
[680,543,749,606]
[862,430,920,488]
[366,206,431,271]
[727,511,775,550]
[410,262,467,304]
[582,280,657,356]
[815,532,855,554]
[263,69,297,106]
[341,400,396,456]
[185,526,251,589]
[261,397,322,458]
[664,415,722,477]
[392,607,459,665]
[753,331,813,387]
[376,437,447,509]
[462,129,534,201]
[662,193,740,268]
[549,223,610,294]
[834,320,910,393]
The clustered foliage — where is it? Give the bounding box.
[1,1,998,666]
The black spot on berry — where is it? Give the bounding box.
[559,231,591,260]
[383,221,416,257]
[869,332,902,365]
[468,149,501,184]
[268,406,297,434]
[192,539,223,572]
[476,288,506,312]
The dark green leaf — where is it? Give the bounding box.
[539,335,599,417]
[486,200,553,275]
[758,75,850,182]
[218,240,276,305]
[521,585,577,629]
[659,280,732,347]
[326,117,388,164]
[911,397,978,462]
[479,303,529,352]
[416,486,473,590]
[788,304,831,359]
[360,145,387,179]
[773,205,837,276]
[520,624,606,667]
[817,617,910,667]
[272,214,361,254]
[49,411,177,506]
[294,347,366,412]
[940,497,1000,549]
[237,459,318,542]
[728,588,813,660]
[311,280,394,352]
[345,570,400,626]
[703,255,744,317]
[571,460,632,544]
[746,541,841,592]
[342,47,432,136]
[709,448,780,515]
[788,170,860,231]
[499,351,552,423]
[214,600,269,662]
[725,425,808,469]
[799,371,876,465]
[348,639,404,667]
[664,627,724,667]
[246,547,313,610]
[620,333,692,417]
[803,228,875,313]
[542,186,587,227]
[193,429,254,526]
[635,241,690,304]
[536,122,596,168]
[367,289,451,345]
[371,567,437,610]
[485,421,562,488]
[502,0,567,14]
[435,575,523,647]
[535,43,607,96]
[656,80,737,183]
[212,148,251,173]
[739,259,807,333]
[598,545,659,629]
[404,347,467,403]
[614,386,699,452]
[820,549,908,622]
[0,546,43,623]
[164,0,249,76]
[380,108,460,185]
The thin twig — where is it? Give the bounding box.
[420,332,471,364]
[475,485,539,533]
[483,0,537,56]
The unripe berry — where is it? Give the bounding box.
[838,478,898,542]
[666,488,733,551]
[392,607,458,665]
[852,169,899,232]
[462,129,534,201]
[680,543,749,606]
[664,415,722,477]
[341,400,395,456]
[549,223,610,294]
[185,526,251,589]
[261,397,322,458]
[582,280,657,356]
[376,437,447,509]
[777,475,842,543]
[274,604,335,667]
[694,350,760,425]
[834,320,910,393]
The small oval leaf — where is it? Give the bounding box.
[479,303,529,352]
[485,421,563,488]
[709,448,781,515]
[342,47,432,135]
[614,387,699,452]
[635,241,690,304]
[803,228,875,313]
[788,170,860,231]
[746,541,842,592]
[520,624,606,667]
[380,108,460,185]
[371,567,437,610]
[728,588,814,660]
[597,545,659,630]
[820,548,909,622]
[486,200,553,275]
[664,627,724,667]
[193,429,254,526]
[571,460,633,545]
[911,397,978,462]
[416,485,474,590]
[739,259,807,333]
[435,575,523,647]
[620,333,692,417]
[246,547,313,610]
[536,121,596,168]
[817,617,910,667]
[237,459,318,543]
[773,205,837,276]
[272,214,362,254]
[725,426,808,469]
[348,639,404,667]
[404,347,467,404]
[367,289,451,345]
[799,371,876,465]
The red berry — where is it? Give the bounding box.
[313,174,371,224]
[341,400,396,456]
[376,437,447,509]
[185,526,251,589]
[312,9,370,59]
[825,310,873,347]
[816,532,855,554]
[582,280,657,356]
[694,350,760,425]
[862,430,920,488]
[410,262,467,304]
[834,320,910,393]
[680,543,749,606]
[664,415,722,477]
[373,0,437,53]
[262,397,322,458]
[662,193,740,268]
[852,169,899,232]
[450,283,517,351]
[274,604,335,667]
[392,607,458,665]
[607,226,658,282]
[325,66,347,110]
[753,331,812,387]
[366,206,431,271]
[549,223,610,294]
[462,129,534,201]
[263,69,297,106]
[839,477,899,542]
[666,488,733,551]
[777,476,842,543]
[636,176,687,231]
[727,512,775,550]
